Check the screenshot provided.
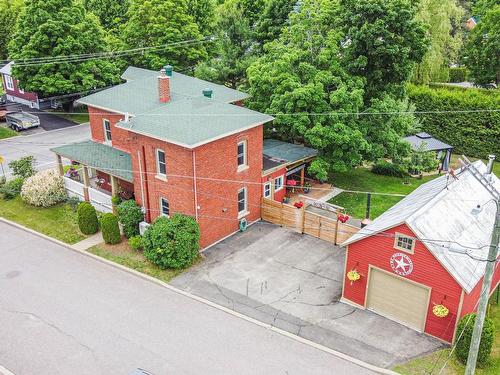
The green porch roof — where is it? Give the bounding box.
[263,139,318,164]
[51,140,133,182]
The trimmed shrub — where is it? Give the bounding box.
[455,313,494,367]
[448,67,467,83]
[8,156,37,179]
[128,235,143,251]
[372,161,407,177]
[20,169,67,207]
[142,214,200,269]
[77,202,99,235]
[408,84,500,158]
[117,200,144,238]
[100,213,121,244]
[0,177,24,199]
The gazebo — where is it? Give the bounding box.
[403,132,453,171]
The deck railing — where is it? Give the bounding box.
[63,176,113,213]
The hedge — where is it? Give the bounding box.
[448,67,467,83]
[77,202,99,235]
[455,313,494,367]
[408,84,500,158]
[142,214,200,269]
[100,213,121,244]
[372,161,407,177]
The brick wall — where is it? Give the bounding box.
[343,223,463,343]
[88,106,130,152]
[261,167,287,202]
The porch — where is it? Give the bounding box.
[50,140,135,213]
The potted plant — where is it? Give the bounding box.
[283,196,290,204]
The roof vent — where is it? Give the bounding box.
[164,65,173,77]
[202,88,213,98]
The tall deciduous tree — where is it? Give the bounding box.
[464,5,500,85]
[413,0,464,84]
[255,0,297,48]
[195,0,254,88]
[82,0,130,32]
[186,0,216,35]
[8,0,120,97]
[122,0,208,70]
[0,0,24,60]
[340,0,428,100]
[248,0,369,176]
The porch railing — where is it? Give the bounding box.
[63,176,113,213]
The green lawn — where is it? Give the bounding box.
[394,301,500,375]
[88,243,191,283]
[329,167,438,219]
[0,126,18,139]
[0,196,86,244]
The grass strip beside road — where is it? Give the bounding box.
[88,242,192,283]
[0,126,18,139]
[0,196,85,244]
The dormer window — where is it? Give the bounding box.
[394,233,415,254]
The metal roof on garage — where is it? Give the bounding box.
[403,132,453,152]
[343,160,499,293]
[51,140,133,182]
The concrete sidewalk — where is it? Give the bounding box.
[71,232,103,251]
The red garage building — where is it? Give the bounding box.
[341,160,500,343]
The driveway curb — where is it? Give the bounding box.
[0,217,398,375]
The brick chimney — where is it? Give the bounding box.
[158,68,170,103]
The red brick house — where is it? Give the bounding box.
[341,160,500,343]
[52,66,316,248]
[0,62,40,108]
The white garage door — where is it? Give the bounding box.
[366,268,430,331]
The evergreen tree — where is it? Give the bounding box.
[339,0,428,100]
[195,0,254,88]
[122,0,208,70]
[8,0,120,97]
[0,0,24,60]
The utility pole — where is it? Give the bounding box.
[465,155,500,375]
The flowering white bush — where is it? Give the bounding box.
[21,168,67,207]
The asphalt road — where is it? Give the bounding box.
[0,221,375,375]
[0,124,90,176]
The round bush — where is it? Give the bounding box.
[128,235,143,251]
[117,200,144,238]
[100,213,121,244]
[77,202,99,235]
[455,313,494,367]
[142,214,200,269]
[0,177,24,200]
[20,169,67,207]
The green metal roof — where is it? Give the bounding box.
[76,66,273,147]
[263,139,318,164]
[51,141,133,182]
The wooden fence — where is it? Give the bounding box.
[261,198,358,245]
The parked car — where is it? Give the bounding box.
[6,111,40,131]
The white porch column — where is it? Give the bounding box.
[56,154,64,176]
[82,165,90,201]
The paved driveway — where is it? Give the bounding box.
[0,221,374,375]
[4,102,78,132]
[171,222,444,368]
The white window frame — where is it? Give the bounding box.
[103,119,112,143]
[156,148,167,179]
[18,86,24,94]
[159,197,170,217]
[237,140,248,171]
[5,75,14,90]
[237,187,248,218]
[274,175,284,192]
[263,182,271,199]
[394,232,415,254]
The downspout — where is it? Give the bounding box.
[137,150,146,215]
[141,146,151,222]
[192,149,199,221]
